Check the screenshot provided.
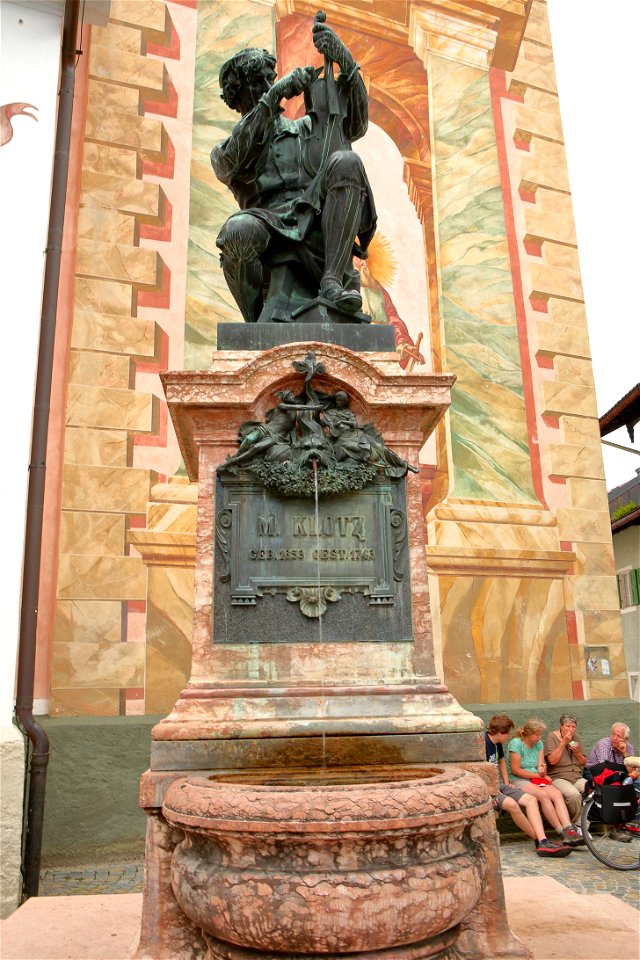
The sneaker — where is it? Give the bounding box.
[608,827,632,843]
[561,826,585,846]
[535,838,571,858]
[624,820,640,836]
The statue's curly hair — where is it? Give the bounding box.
[219,48,277,113]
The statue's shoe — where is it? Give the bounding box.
[320,279,362,314]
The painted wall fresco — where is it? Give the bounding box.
[492,0,627,700]
[429,55,536,505]
[185,0,275,369]
[0,102,38,147]
[47,0,198,716]
[440,575,571,703]
[39,0,625,717]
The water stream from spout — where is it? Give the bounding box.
[311,458,323,647]
[311,458,326,766]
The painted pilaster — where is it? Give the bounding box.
[500,0,625,699]
[50,0,183,716]
[429,52,536,504]
[129,478,197,714]
[410,6,576,704]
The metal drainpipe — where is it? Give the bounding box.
[14,0,81,901]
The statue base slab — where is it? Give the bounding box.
[216,321,396,353]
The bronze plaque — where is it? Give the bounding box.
[214,475,412,643]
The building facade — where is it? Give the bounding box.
[33,0,625,720]
[2,0,634,912]
[608,468,640,700]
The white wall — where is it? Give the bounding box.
[0,0,62,917]
[547,0,640,489]
[0,2,62,727]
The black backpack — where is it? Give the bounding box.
[584,763,637,824]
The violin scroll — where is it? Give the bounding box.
[311,10,352,71]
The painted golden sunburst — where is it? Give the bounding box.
[363,233,397,288]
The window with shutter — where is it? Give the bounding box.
[618,571,632,607]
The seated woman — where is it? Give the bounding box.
[485,714,571,857]
[506,718,584,846]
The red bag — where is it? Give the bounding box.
[593,769,623,786]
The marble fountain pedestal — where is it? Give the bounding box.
[133,343,529,960]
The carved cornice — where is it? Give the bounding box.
[275,0,530,70]
[274,0,412,44]
[425,546,576,578]
[403,158,433,223]
[410,0,530,70]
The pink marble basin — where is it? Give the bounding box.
[162,765,492,956]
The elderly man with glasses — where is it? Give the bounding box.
[587,722,635,766]
[544,713,588,825]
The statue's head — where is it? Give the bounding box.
[334,391,350,409]
[219,48,278,114]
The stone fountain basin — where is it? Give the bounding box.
[162,764,492,957]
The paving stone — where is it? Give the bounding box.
[498,839,639,909]
[38,842,639,909]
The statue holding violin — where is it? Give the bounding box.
[211,12,377,325]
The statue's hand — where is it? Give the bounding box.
[272,66,318,102]
[312,22,354,74]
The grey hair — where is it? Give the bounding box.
[559,713,578,726]
[611,722,630,738]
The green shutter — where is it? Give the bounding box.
[631,569,640,606]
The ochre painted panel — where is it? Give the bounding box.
[57,555,146,601]
[52,639,144,688]
[55,600,123,645]
[50,687,121,717]
[440,575,571,703]
[61,464,152,514]
[145,566,194,714]
[64,427,128,468]
[59,512,126,557]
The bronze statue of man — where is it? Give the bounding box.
[211,14,376,323]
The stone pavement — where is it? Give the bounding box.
[39,862,143,898]
[38,838,640,909]
[498,837,640,910]
[3,840,634,960]
[3,874,639,960]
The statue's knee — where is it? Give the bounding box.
[217,215,269,260]
[325,150,366,186]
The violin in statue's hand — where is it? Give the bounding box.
[312,10,355,74]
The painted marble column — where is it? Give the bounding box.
[424,52,575,705]
[129,479,197,715]
[429,54,536,505]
